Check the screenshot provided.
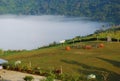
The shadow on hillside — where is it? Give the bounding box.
[61,59,108,71]
[96,57,120,68]
[61,59,120,81]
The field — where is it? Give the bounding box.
[0,42,120,81]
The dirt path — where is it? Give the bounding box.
[0,69,45,81]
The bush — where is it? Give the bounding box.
[23,76,34,81]
[2,63,9,69]
[46,76,55,81]
[41,76,55,81]
[3,62,15,70]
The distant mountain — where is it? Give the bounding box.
[0,0,119,24]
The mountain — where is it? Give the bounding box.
[0,0,119,24]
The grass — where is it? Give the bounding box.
[0,42,120,81]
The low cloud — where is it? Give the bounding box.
[0,15,105,50]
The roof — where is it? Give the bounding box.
[0,59,8,64]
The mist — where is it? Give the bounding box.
[0,15,105,50]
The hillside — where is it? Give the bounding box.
[0,42,120,81]
[0,26,120,81]
[64,25,120,44]
[0,0,119,23]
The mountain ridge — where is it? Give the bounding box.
[0,0,119,24]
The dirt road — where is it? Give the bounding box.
[0,69,45,81]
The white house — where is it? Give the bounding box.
[59,40,65,44]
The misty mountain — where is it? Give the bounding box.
[0,0,119,23]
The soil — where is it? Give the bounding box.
[0,69,45,81]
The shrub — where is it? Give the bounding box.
[2,63,9,69]
[15,65,22,71]
[41,76,55,81]
[23,76,34,81]
[3,62,15,70]
[46,76,55,81]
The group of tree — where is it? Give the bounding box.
[0,0,119,24]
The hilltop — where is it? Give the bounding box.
[44,25,120,48]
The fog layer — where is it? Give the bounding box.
[0,15,105,50]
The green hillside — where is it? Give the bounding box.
[0,26,120,81]
[65,25,120,44]
[0,0,119,23]
[1,42,120,81]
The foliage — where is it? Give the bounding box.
[41,76,54,81]
[45,76,55,81]
[65,26,120,44]
[23,76,34,81]
[0,0,119,23]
